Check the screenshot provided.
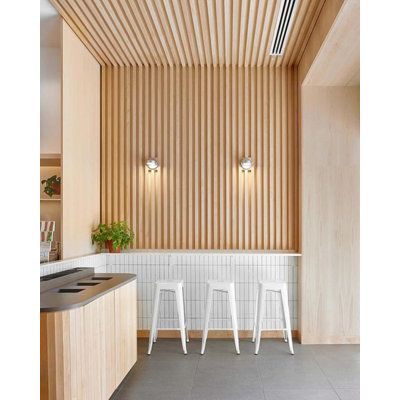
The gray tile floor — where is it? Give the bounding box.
[112,339,359,400]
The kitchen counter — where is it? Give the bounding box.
[41,267,137,399]
[40,267,136,312]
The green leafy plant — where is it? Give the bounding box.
[91,221,135,252]
[41,175,61,197]
[91,223,112,247]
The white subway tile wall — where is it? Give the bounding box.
[105,253,298,331]
[40,252,298,331]
[39,254,107,276]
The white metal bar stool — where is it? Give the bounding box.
[201,280,240,355]
[252,281,294,355]
[148,280,189,355]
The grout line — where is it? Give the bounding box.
[310,348,342,400]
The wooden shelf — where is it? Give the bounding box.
[40,154,61,167]
[40,198,61,202]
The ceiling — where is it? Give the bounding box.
[50,0,325,67]
[303,0,359,86]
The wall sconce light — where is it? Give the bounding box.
[240,157,253,172]
[145,158,159,172]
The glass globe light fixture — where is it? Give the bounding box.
[240,157,253,172]
[145,158,159,171]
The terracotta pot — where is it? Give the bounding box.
[106,240,121,253]
[51,181,61,195]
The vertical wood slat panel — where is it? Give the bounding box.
[101,66,298,250]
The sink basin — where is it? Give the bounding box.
[58,288,84,293]
[76,282,100,286]
[91,277,112,281]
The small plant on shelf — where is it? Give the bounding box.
[41,175,61,197]
[91,221,135,253]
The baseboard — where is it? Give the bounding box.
[138,330,299,339]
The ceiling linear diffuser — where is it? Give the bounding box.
[270,0,298,56]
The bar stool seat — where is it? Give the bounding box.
[252,280,294,355]
[148,279,189,355]
[201,280,240,355]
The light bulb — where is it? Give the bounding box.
[145,158,159,171]
[240,157,253,171]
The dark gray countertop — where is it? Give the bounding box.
[40,269,137,312]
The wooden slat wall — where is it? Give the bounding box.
[101,65,298,250]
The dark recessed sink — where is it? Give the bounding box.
[91,277,112,281]
[58,288,84,293]
[76,282,101,286]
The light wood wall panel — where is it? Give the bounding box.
[51,0,323,68]
[40,280,137,400]
[62,21,100,259]
[300,86,359,344]
[101,65,299,250]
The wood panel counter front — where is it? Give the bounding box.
[40,278,137,399]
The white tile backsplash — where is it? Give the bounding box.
[40,252,298,331]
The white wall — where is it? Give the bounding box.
[40,46,61,154]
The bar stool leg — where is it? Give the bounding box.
[201,285,213,355]
[183,290,189,343]
[252,286,259,343]
[148,287,161,355]
[255,289,266,355]
[283,329,288,343]
[176,286,187,355]
[280,286,294,355]
[228,285,240,355]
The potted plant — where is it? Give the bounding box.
[91,221,134,253]
[41,175,61,197]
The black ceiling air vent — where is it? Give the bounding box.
[270,0,298,56]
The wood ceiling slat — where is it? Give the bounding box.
[52,0,324,67]
[144,0,175,66]
[263,0,282,67]
[51,0,110,65]
[189,0,206,65]
[215,0,225,65]
[224,0,232,66]
[97,0,142,65]
[113,0,150,65]
[198,0,213,66]
[132,0,169,66]
[162,0,189,66]
[83,0,131,65]
[179,0,200,66]
[256,0,277,66]
[238,0,250,67]
[244,0,259,67]
[206,0,219,66]
[171,0,195,66]
[120,0,158,66]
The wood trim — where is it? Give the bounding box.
[138,329,299,339]
[101,65,299,251]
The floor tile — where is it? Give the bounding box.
[257,357,332,390]
[335,388,360,400]
[115,339,360,400]
[264,389,340,400]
